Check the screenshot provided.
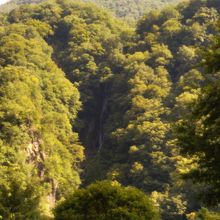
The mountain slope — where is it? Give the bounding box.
[83,0,184,21]
[0,0,183,21]
[1,0,220,219]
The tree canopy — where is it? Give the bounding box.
[54,181,160,220]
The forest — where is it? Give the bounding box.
[0,0,182,21]
[0,0,220,219]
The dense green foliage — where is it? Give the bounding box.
[0,11,84,219]
[54,181,160,220]
[176,24,220,205]
[0,0,220,219]
[197,209,220,220]
[97,0,219,218]
[187,208,220,220]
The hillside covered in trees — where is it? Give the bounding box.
[0,0,182,21]
[82,0,183,21]
[1,0,220,219]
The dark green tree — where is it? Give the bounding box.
[54,181,160,220]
